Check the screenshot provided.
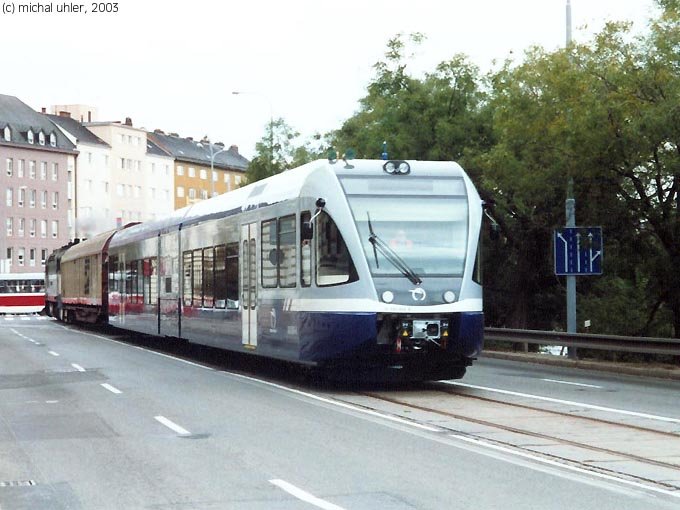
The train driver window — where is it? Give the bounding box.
[316,211,358,286]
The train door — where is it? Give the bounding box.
[118,255,126,326]
[159,231,180,337]
[240,223,258,349]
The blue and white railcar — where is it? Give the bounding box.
[105,158,483,380]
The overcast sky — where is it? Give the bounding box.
[1,0,658,159]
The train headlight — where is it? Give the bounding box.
[381,290,394,303]
[443,291,456,303]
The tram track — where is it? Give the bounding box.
[331,385,680,493]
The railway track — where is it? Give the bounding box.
[324,383,680,493]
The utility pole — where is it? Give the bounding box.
[565,0,577,359]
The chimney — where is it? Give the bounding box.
[215,141,225,147]
[58,111,71,118]
[88,110,92,123]
[229,145,239,153]
[169,132,179,137]
[186,136,193,141]
[41,107,47,113]
[154,129,165,134]
[124,117,133,126]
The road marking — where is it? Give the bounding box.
[442,381,680,424]
[269,479,346,510]
[449,434,680,499]
[133,347,214,370]
[541,378,602,389]
[227,372,441,433]
[154,415,191,436]
[100,383,122,394]
[71,363,86,372]
[48,351,60,357]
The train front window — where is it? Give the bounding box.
[341,177,469,278]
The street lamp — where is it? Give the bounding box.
[200,137,228,199]
[231,91,274,176]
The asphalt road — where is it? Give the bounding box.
[1,317,678,509]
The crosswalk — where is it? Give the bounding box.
[1,314,55,322]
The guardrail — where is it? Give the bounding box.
[484,328,680,356]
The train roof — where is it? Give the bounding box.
[61,229,118,263]
[107,158,471,246]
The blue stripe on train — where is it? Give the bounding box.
[297,311,484,362]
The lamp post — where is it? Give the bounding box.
[201,138,228,199]
[231,91,274,176]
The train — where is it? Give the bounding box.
[45,158,484,380]
[0,272,45,314]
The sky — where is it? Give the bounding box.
[1,0,659,160]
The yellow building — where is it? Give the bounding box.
[148,131,248,210]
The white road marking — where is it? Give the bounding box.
[442,381,680,424]
[154,415,191,436]
[71,363,86,372]
[450,434,680,499]
[541,378,602,389]
[133,347,214,370]
[226,372,441,433]
[269,479,346,510]
[48,351,60,357]
[100,383,122,394]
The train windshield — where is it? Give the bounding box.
[341,176,469,278]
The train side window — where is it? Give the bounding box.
[226,242,239,309]
[192,249,203,307]
[214,244,227,309]
[301,211,311,287]
[203,247,214,307]
[279,215,296,288]
[316,211,358,287]
[261,219,278,288]
[182,251,192,306]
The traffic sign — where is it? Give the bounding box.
[554,227,603,276]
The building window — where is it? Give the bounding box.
[3,126,10,141]
[51,220,58,238]
[134,186,141,198]
[120,157,125,170]
[18,248,24,266]
[41,249,47,266]
[200,190,208,200]
[18,188,25,207]
[41,220,47,238]
[29,189,36,208]
[177,186,185,198]
[52,191,59,209]
[40,162,47,180]
[213,171,218,182]
[199,169,207,180]
[41,190,47,208]
[188,167,196,177]
[177,165,184,176]
[18,159,24,178]
[29,248,36,267]
[134,160,141,172]
[27,130,34,144]
[87,152,93,164]
[6,247,12,266]
[51,162,58,180]
[6,158,12,176]
[50,132,56,147]
[29,219,35,237]
[151,162,156,174]
[29,161,36,179]
[38,131,45,146]
[116,184,124,197]
[18,218,25,237]
[6,217,12,236]
[6,188,12,206]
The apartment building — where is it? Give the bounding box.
[148,131,248,210]
[0,94,75,273]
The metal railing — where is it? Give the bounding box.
[484,328,680,356]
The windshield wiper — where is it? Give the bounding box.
[366,212,422,286]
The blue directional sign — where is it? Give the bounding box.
[554,227,603,276]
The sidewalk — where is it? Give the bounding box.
[482,350,680,381]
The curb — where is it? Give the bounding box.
[481,350,680,382]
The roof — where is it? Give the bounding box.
[61,229,119,263]
[0,94,76,152]
[46,114,110,148]
[148,131,249,171]
[146,137,171,158]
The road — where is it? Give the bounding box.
[0,316,678,509]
